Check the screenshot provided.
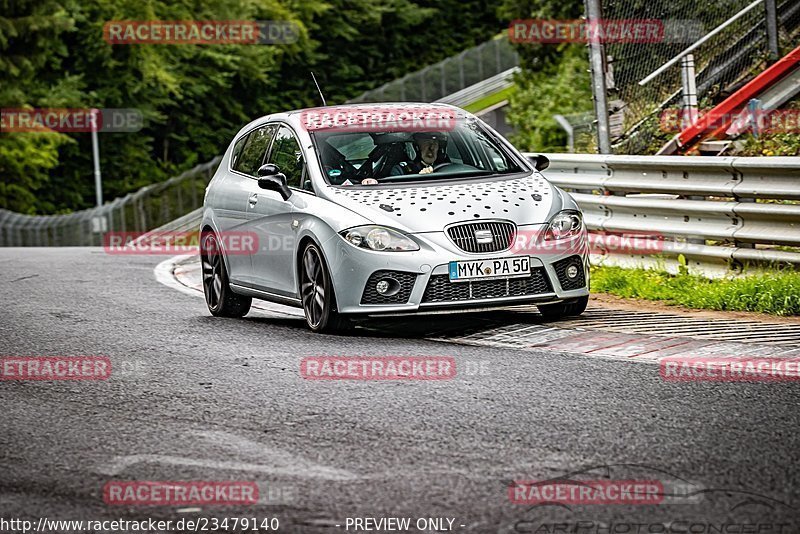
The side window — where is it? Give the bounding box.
[230,134,248,170]
[267,126,305,189]
[232,125,277,176]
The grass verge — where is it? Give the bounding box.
[463,86,515,114]
[590,266,800,316]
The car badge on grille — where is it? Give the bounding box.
[474,229,494,244]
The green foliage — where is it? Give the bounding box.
[506,44,593,152]
[1,0,501,214]
[737,134,800,157]
[496,0,590,152]
[591,265,800,316]
[725,97,800,156]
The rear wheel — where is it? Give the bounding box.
[201,231,251,317]
[300,243,352,333]
[537,295,588,319]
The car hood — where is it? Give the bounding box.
[323,174,559,233]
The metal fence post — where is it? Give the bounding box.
[553,115,575,153]
[765,0,779,63]
[441,63,446,98]
[585,0,612,154]
[680,54,699,129]
[459,52,465,89]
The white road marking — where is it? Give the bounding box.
[97,429,357,481]
[154,255,204,299]
[156,256,793,368]
[154,255,303,318]
[98,452,357,481]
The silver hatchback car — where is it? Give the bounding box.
[201,103,588,332]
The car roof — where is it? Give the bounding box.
[284,102,461,115]
[234,103,472,141]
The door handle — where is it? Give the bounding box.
[248,193,258,207]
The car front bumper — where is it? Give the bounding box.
[323,226,589,315]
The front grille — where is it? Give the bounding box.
[360,270,417,305]
[553,255,586,290]
[446,221,515,253]
[421,268,551,304]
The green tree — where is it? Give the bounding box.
[507,44,593,152]
[0,0,78,213]
[1,0,502,214]
[498,0,591,152]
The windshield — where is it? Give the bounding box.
[310,117,527,186]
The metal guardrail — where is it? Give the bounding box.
[0,157,220,247]
[435,67,519,109]
[535,153,800,270]
[3,151,798,276]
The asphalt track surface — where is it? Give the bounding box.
[1,248,799,533]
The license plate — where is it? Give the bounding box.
[448,256,530,282]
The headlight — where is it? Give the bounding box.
[545,210,583,240]
[340,225,419,252]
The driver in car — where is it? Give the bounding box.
[357,132,449,185]
[389,132,449,176]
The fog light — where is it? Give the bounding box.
[376,280,390,294]
[566,264,580,279]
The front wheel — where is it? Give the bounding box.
[537,295,588,319]
[201,231,252,318]
[299,243,352,333]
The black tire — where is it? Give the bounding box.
[299,242,352,334]
[201,231,252,318]
[537,295,589,319]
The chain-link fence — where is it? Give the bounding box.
[347,36,519,104]
[603,0,800,154]
[0,157,220,247]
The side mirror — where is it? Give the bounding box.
[258,173,292,201]
[257,163,280,177]
[531,154,550,172]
